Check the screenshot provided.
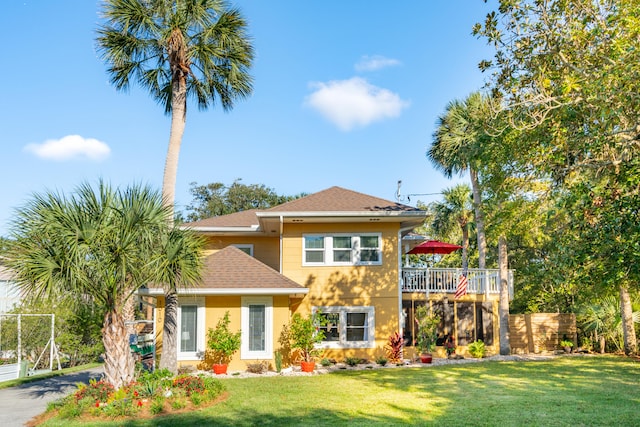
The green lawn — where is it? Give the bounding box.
[41,356,640,426]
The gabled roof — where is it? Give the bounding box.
[266,186,421,213]
[184,209,259,229]
[143,246,308,296]
[184,186,426,235]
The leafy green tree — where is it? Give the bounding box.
[9,295,104,368]
[96,0,254,219]
[475,0,640,354]
[184,179,303,221]
[4,181,180,388]
[429,92,495,268]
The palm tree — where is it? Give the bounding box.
[429,91,493,269]
[4,182,172,388]
[97,0,254,371]
[155,226,204,372]
[96,0,254,218]
[431,184,474,270]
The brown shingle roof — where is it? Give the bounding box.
[265,186,419,213]
[184,209,259,228]
[195,246,305,290]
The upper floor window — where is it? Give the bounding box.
[303,234,382,266]
[232,244,254,256]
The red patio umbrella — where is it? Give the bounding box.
[408,240,462,255]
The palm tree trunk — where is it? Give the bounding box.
[102,309,135,389]
[469,169,487,269]
[162,73,187,219]
[159,292,179,373]
[498,235,511,355]
[461,225,469,271]
[619,285,637,355]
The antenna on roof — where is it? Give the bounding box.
[395,179,442,204]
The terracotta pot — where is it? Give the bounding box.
[212,364,228,375]
[420,354,433,364]
[300,361,315,372]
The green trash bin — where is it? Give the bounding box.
[19,360,28,378]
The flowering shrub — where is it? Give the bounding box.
[172,374,205,396]
[74,379,115,403]
[54,373,224,420]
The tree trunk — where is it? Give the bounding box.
[619,285,637,355]
[159,292,179,373]
[102,309,135,389]
[461,224,469,271]
[469,169,487,269]
[162,73,187,219]
[498,235,510,355]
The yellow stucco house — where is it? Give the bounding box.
[147,186,509,370]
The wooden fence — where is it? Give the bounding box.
[509,313,577,354]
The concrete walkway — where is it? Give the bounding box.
[0,366,103,427]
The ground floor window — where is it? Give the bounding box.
[241,296,272,359]
[315,306,375,349]
[177,297,205,360]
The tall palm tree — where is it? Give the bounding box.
[96,0,254,218]
[155,226,204,372]
[97,0,254,371]
[4,182,172,388]
[429,91,493,269]
[431,184,474,270]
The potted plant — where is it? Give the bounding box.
[415,305,439,363]
[560,339,574,354]
[289,312,326,372]
[206,311,241,374]
[444,334,456,359]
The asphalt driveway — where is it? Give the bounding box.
[0,366,103,427]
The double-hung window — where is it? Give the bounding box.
[303,234,382,266]
[314,306,375,349]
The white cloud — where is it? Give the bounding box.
[304,77,409,131]
[355,55,401,72]
[24,135,111,161]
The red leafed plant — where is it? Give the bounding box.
[385,332,404,363]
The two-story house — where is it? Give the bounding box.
[147,186,510,370]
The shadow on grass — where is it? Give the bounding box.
[114,407,424,427]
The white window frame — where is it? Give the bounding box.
[232,244,254,256]
[313,306,375,349]
[302,234,382,266]
[177,297,205,361]
[240,296,273,360]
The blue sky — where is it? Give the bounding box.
[0,1,496,237]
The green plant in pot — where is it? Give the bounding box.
[207,311,241,374]
[560,339,574,354]
[415,305,440,363]
[289,312,326,372]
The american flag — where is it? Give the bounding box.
[454,273,468,299]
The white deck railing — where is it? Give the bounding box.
[401,267,514,297]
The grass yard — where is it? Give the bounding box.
[39,355,640,426]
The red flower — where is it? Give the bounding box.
[133,391,139,397]
[137,400,143,407]
[95,402,100,408]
